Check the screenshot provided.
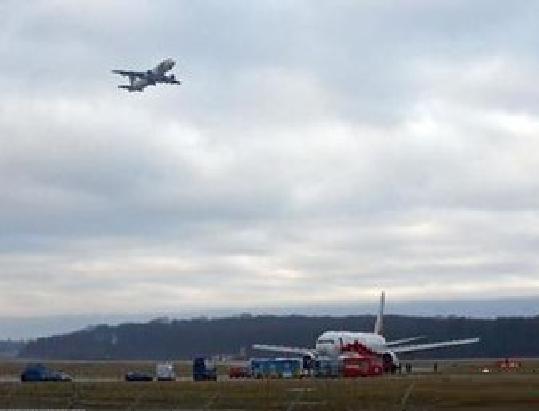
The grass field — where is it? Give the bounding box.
[0,360,538,409]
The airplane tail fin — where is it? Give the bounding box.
[374,291,385,335]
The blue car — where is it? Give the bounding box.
[21,364,72,382]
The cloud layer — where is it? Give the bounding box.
[1,0,539,316]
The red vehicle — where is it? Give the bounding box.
[341,354,383,377]
[229,366,251,379]
[340,342,384,377]
[496,358,522,371]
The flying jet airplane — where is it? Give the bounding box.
[253,292,479,371]
[112,58,181,92]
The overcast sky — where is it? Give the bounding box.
[1,0,539,321]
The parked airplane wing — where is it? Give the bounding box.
[388,337,480,354]
[385,336,425,346]
[252,344,314,356]
[112,69,146,78]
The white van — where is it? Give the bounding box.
[156,362,176,381]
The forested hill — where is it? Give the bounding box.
[19,314,539,360]
[0,340,25,358]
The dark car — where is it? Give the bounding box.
[21,364,72,382]
[125,371,154,382]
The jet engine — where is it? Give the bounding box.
[382,352,399,373]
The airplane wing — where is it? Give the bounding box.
[388,337,480,354]
[111,70,146,78]
[252,344,314,356]
[385,336,425,346]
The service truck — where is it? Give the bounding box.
[193,357,217,381]
[156,362,176,381]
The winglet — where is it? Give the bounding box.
[374,291,385,335]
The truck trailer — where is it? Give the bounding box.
[250,358,302,379]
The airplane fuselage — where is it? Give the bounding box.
[315,331,387,357]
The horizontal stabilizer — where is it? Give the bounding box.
[252,344,314,356]
[389,337,480,354]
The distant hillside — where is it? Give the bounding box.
[19,314,539,360]
[0,340,25,358]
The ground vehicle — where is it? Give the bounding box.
[193,357,217,381]
[251,358,302,379]
[156,362,175,381]
[496,358,522,371]
[125,371,153,381]
[341,354,383,377]
[21,364,72,382]
[229,366,251,378]
[314,357,341,378]
[340,342,384,377]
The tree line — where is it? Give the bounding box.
[18,314,539,360]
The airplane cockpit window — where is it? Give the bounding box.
[317,339,335,345]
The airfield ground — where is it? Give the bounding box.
[0,359,538,410]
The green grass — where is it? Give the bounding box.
[0,375,538,410]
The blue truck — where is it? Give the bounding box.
[250,358,302,379]
[193,357,217,381]
[21,364,72,382]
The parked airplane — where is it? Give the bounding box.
[112,58,181,92]
[253,292,479,371]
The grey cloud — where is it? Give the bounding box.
[0,1,538,318]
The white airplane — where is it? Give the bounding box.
[253,292,479,371]
[112,58,181,92]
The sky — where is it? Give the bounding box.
[1,0,539,327]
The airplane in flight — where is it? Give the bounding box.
[253,292,479,371]
[112,58,181,92]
